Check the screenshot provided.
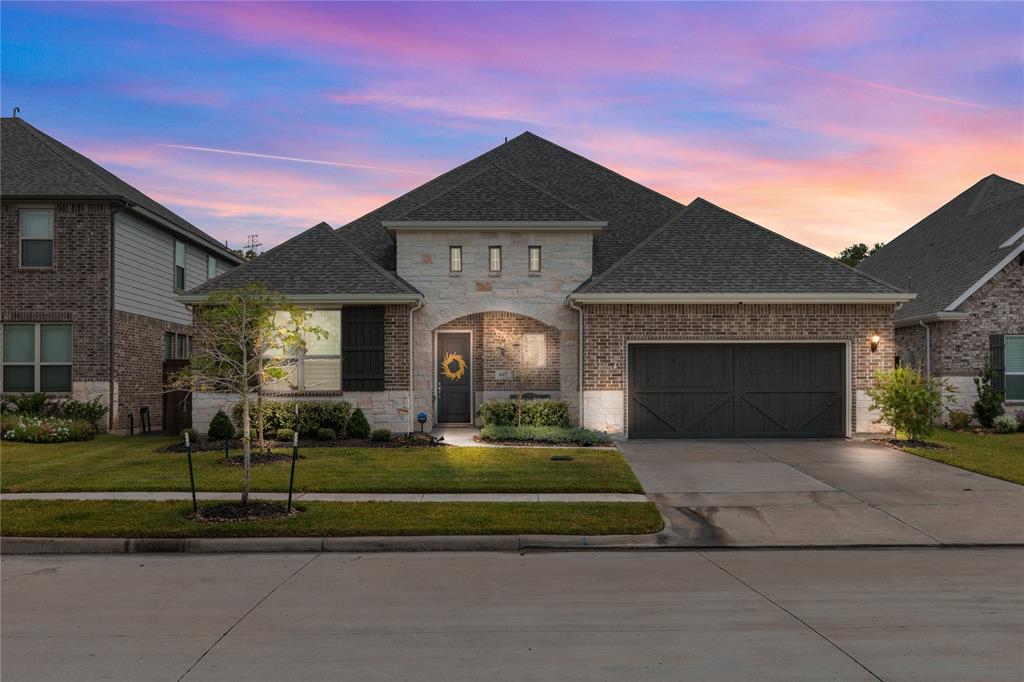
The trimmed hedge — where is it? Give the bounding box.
[479,424,612,446]
[232,400,352,438]
[477,400,571,427]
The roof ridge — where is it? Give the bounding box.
[328,227,420,295]
[689,198,907,294]
[390,163,496,221]
[965,174,1024,217]
[11,118,114,196]
[488,161,600,221]
[575,203,694,293]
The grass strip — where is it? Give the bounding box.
[900,430,1024,485]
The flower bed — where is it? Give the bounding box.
[1,415,95,443]
[478,425,612,447]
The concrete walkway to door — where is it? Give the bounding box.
[618,439,1024,547]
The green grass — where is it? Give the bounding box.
[0,435,642,494]
[0,500,663,537]
[900,429,1024,485]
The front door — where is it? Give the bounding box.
[437,332,472,423]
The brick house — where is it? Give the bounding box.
[185,132,912,438]
[859,175,1024,417]
[0,117,242,431]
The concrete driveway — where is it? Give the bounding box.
[619,439,1024,547]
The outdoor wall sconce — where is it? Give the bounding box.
[870,334,881,353]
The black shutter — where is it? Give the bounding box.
[990,334,1005,394]
[342,306,385,391]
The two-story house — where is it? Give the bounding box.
[185,132,911,439]
[1,117,242,431]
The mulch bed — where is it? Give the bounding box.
[161,435,443,454]
[873,438,950,451]
[191,501,300,523]
[474,435,613,448]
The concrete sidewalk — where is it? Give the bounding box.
[1,491,647,503]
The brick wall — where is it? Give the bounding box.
[113,310,190,431]
[1,201,113,388]
[582,303,897,433]
[382,304,410,390]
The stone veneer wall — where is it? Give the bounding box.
[112,310,191,432]
[581,303,897,435]
[1,201,115,425]
[895,260,1024,414]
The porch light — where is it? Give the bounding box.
[870,334,881,353]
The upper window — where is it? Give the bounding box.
[2,323,72,393]
[20,208,54,268]
[449,246,462,273]
[207,255,218,280]
[174,240,186,290]
[1005,335,1024,401]
[528,246,542,273]
[489,246,502,273]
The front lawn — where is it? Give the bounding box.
[0,500,663,537]
[0,435,642,493]
[899,429,1024,485]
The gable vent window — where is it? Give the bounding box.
[449,246,462,273]
[174,240,186,290]
[20,208,54,268]
[489,246,502,273]
[529,245,542,273]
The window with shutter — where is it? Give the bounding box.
[1003,335,1024,400]
[343,306,385,391]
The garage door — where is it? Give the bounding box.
[628,343,846,438]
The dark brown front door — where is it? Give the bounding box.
[437,332,472,424]
[628,343,845,438]
[162,360,192,434]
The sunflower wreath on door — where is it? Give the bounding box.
[440,352,467,381]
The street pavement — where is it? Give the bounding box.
[2,548,1021,681]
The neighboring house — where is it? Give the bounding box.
[0,117,242,431]
[859,175,1024,415]
[184,132,911,439]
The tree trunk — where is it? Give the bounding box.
[241,395,251,506]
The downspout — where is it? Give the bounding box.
[408,299,424,433]
[108,200,133,431]
[568,297,584,428]
[918,320,931,378]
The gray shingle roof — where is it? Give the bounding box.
[1,117,241,263]
[186,222,420,298]
[337,131,682,273]
[576,198,904,295]
[859,175,1024,321]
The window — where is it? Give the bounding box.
[342,306,385,391]
[449,246,462,273]
[522,333,547,367]
[174,240,186,290]
[1005,335,1024,400]
[207,255,218,280]
[164,333,174,360]
[528,245,542,273]
[264,310,342,392]
[489,246,502,272]
[2,323,72,392]
[164,332,192,360]
[176,334,187,360]
[20,208,54,267]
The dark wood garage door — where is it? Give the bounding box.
[628,343,846,438]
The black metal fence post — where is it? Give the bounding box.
[287,431,299,513]
[185,433,197,513]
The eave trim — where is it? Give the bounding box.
[178,293,425,306]
[894,311,970,327]
[943,241,1024,312]
[566,292,916,305]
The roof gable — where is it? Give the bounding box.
[0,117,240,263]
[577,198,904,296]
[186,223,420,300]
[859,174,1024,319]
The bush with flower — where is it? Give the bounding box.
[0,414,94,443]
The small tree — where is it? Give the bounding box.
[492,329,543,427]
[972,362,1005,428]
[866,366,949,441]
[835,242,884,267]
[208,409,235,452]
[170,284,321,505]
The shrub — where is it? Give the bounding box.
[866,367,948,441]
[232,400,351,437]
[276,428,295,442]
[370,428,392,442]
[180,428,201,444]
[58,397,109,431]
[1016,410,1024,433]
[317,427,336,441]
[477,400,571,427]
[2,392,54,416]
[993,414,1018,434]
[347,408,371,439]
[479,424,612,446]
[972,362,1005,428]
[1,415,94,443]
[948,410,971,430]
[207,410,235,441]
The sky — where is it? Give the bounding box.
[2,1,1022,256]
